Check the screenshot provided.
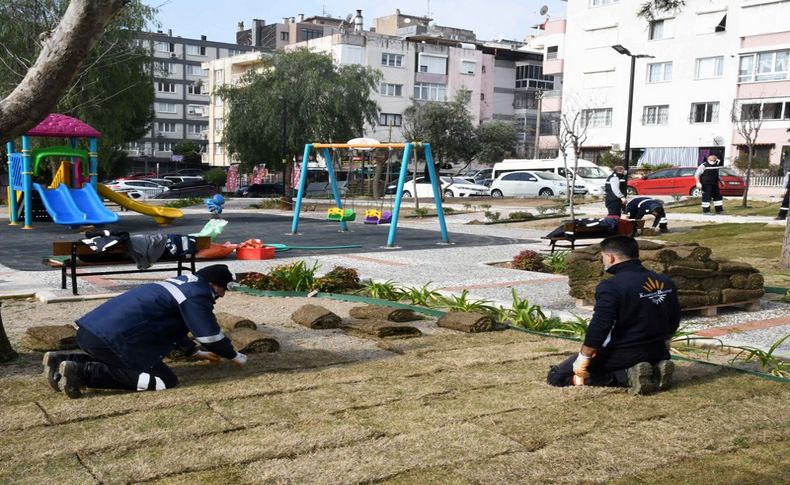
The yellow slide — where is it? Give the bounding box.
[97,184,184,226]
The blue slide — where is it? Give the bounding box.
[33,183,119,228]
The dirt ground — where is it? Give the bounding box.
[1,292,789,484]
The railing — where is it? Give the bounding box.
[748,175,783,187]
[542,89,562,98]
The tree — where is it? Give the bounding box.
[219,49,381,173]
[556,107,591,222]
[203,167,227,187]
[637,0,686,21]
[0,302,17,363]
[172,140,203,165]
[731,101,763,208]
[476,121,516,165]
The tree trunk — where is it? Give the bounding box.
[780,219,790,269]
[0,302,19,363]
[742,146,753,208]
[372,158,384,199]
[0,0,128,143]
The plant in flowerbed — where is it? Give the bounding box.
[490,250,569,275]
[238,261,360,293]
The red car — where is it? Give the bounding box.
[627,166,746,197]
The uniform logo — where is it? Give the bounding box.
[640,277,671,304]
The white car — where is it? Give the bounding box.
[386,176,490,198]
[489,170,585,198]
[104,179,169,199]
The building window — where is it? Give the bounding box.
[648,20,664,40]
[154,42,174,53]
[381,53,403,67]
[738,50,789,83]
[515,64,554,89]
[582,108,613,128]
[418,53,447,75]
[642,105,669,125]
[301,29,323,41]
[214,69,224,84]
[690,102,719,123]
[215,143,224,155]
[460,60,476,75]
[157,142,173,152]
[741,102,789,120]
[280,31,289,41]
[715,14,727,32]
[695,56,723,80]
[546,46,558,60]
[188,65,207,76]
[157,81,176,93]
[156,61,173,75]
[379,113,402,126]
[590,0,619,5]
[380,83,403,97]
[647,62,672,83]
[157,122,177,133]
[157,102,177,113]
[187,124,205,135]
[215,95,224,108]
[413,83,447,101]
[187,83,203,95]
[186,44,206,56]
[228,49,244,56]
[187,104,205,116]
[214,118,224,133]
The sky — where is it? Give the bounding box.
[145,0,568,44]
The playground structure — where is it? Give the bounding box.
[291,141,449,248]
[6,114,183,229]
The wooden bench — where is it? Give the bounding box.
[543,219,645,254]
[46,236,211,295]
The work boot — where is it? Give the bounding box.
[42,351,82,392]
[659,227,670,233]
[654,360,675,391]
[625,362,657,395]
[59,361,86,399]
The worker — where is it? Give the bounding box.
[604,165,627,217]
[694,155,725,214]
[776,170,790,220]
[625,196,669,233]
[546,236,681,395]
[43,264,247,399]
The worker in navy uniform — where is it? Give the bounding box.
[604,165,627,217]
[776,171,790,220]
[625,196,669,233]
[547,236,681,395]
[694,155,725,214]
[43,264,247,399]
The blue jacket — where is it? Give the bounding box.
[76,274,237,372]
[584,259,681,351]
[625,197,663,220]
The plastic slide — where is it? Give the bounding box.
[33,183,119,228]
[97,183,183,226]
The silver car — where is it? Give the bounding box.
[104,179,169,199]
[490,170,581,198]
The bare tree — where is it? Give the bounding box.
[731,101,764,208]
[557,109,591,222]
[637,1,686,21]
[0,0,130,142]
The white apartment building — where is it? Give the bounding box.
[537,0,790,167]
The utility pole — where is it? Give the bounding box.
[279,96,288,208]
[533,89,544,159]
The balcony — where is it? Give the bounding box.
[543,58,564,75]
[542,96,562,113]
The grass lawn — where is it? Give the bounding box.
[1,322,789,484]
[668,199,781,217]
[647,222,788,287]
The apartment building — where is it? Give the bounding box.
[538,0,790,167]
[128,30,254,167]
[236,14,345,50]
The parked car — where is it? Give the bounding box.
[152,181,218,199]
[627,166,746,197]
[163,175,204,184]
[142,178,174,187]
[492,158,608,196]
[460,168,493,185]
[234,183,284,198]
[118,172,156,180]
[104,179,169,199]
[489,170,585,198]
[384,176,490,198]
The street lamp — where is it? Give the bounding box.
[611,44,654,191]
[278,95,288,205]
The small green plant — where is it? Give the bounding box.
[553,204,568,216]
[512,250,546,272]
[237,272,274,290]
[250,198,280,209]
[479,203,492,210]
[311,266,360,293]
[484,210,501,222]
[462,203,472,211]
[551,314,590,340]
[357,279,402,301]
[544,251,569,274]
[443,206,455,214]
[508,211,533,220]
[783,289,790,303]
[435,290,498,315]
[164,197,203,208]
[268,260,319,292]
[536,206,549,215]
[499,289,558,331]
[671,194,682,203]
[413,207,429,218]
[729,334,790,378]
[398,282,442,306]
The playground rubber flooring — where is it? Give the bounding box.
[0,211,536,271]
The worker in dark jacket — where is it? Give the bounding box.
[43,264,246,399]
[625,196,669,232]
[694,155,724,214]
[547,236,681,394]
[776,171,790,220]
[604,166,627,217]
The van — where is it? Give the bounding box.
[491,158,609,196]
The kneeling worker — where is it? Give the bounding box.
[547,236,681,394]
[625,196,669,233]
[44,264,247,399]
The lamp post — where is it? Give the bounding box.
[279,95,288,206]
[611,44,654,192]
[533,89,544,159]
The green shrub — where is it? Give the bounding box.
[250,198,280,209]
[434,289,498,315]
[512,250,546,272]
[484,210,501,222]
[203,168,227,187]
[164,197,203,208]
[597,150,625,168]
[643,163,675,173]
[413,207,429,218]
[398,282,442,306]
[544,251,569,274]
[357,279,402,301]
[312,266,360,292]
[479,203,491,210]
[443,206,455,214]
[509,211,533,220]
[268,261,319,292]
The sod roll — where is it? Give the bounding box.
[22,325,78,351]
[700,276,731,291]
[566,260,604,280]
[677,290,708,308]
[226,328,279,353]
[290,304,342,329]
[566,251,599,264]
[729,273,749,290]
[664,266,715,278]
[717,261,759,274]
[672,246,712,261]
[343,319,422,339]
[349,305,422,322]
[669,275,703,291]
[721,288,764,304]
[215,312,257,331]
[437,311,499,333]
[637,240,665,251]
[640,249,679,264]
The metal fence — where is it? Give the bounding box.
[748,175,783,187]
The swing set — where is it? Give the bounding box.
[290,141,450,248]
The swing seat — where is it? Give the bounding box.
[326,207,344,221]
[378,211,392,224]
[364,209,381,224]
[340,209,356,221]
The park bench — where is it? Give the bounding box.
[543,219,645,254]
[45,236,210,295]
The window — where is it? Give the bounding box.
[591,0,619,5]
[187,83,203,95]
[215,95,224,108]
[157,122,177,133]
[157,102,177,113]
[379,113,402,126]
[228,49,244,56]
[649,20,664,40]
[157,81,176,93]
[413,83,447,101]
[647,62,672,83]
[786,102,790,120]
[739,50,790,82]
[584,70,614,88]
[214,118,224,133]
[582,108,613,128]
[418,53,447,75]
[301,29,322,40]
[214,143,224,155]
[186,44,206,56]
[715,14,727,33]
[157,142,173,152]
[460,60,476,74]
[381,53,403,67]
[154,42,174,53]
[690,102,719,123]
[187,124,204,135]
[187,104,205,116]
[546,46,558,60]
[515,64,554,89]
[643,105,669,125]
[214,69,224,84]
[380,83,403,97]
[156,61,173,75]
[187,65,207,76]
[280,31,289,41]
[695,56,723,80]
[741,102,788,120]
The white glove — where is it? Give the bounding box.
[191,350,220,363]
[572,353,593,379]
[230,352,248,367]
[696,182,702,189]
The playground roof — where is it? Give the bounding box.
[26,114,101,138]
